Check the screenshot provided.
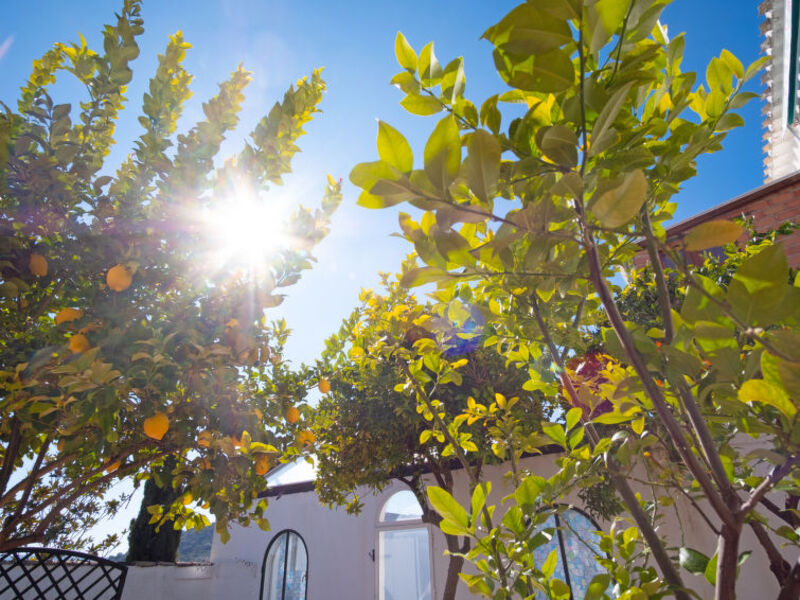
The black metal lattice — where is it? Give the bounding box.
[0,547,127,600]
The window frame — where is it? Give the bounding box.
[375,489,436,600]
[259,529,309,600]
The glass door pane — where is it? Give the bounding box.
[284,532,308,600]
[379,527,431,600]
[263,532,287,600]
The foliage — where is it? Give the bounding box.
[0,1,340,552]
[348,1,800,598]
[313,271,544,599]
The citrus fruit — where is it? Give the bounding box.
[182,492,193,505]
[29,253,48,277]
[254,454,271,476]
[318,378,331,394]
[143,412,169,440]
[68,334,90,354]
[296,429,315,447]
[285,406,301,424]
[106,264,132,292]
[55,308,83,325]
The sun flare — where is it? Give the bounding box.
[201,189,288,273]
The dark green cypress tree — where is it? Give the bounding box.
[126,456,182,562]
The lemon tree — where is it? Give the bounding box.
[347,1,800,598]
[313,274,545,600]
[0,0,339,552]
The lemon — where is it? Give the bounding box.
[106,264,132,292]
[285,406,301,424]
[55,308,83,325]
[254,454,271,476]
[68,334,90,354]
[318,378,331,394]
[296,429,315,447]
[29,253,48,277]
[143,412,169,440]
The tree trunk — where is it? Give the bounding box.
[442,532,468,600]
[126,457,182,562]
[778,555,800,600]
[715,523,741,600]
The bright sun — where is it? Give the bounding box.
[201,187,288,273]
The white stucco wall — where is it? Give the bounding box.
[202,453,792,600]
[122,563,214,600]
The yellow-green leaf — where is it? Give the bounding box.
[591,169,648,228]
[377,121,413,173]
[738,379,796,418]
[394,32,417,71]
[684,220,743,251]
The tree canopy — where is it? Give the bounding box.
[346,0,800,598]
[0,0,338,552]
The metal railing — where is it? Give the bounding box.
[0,546,127,600]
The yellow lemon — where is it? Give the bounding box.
[106,264,132,292]
[254,454,271,476]
[318,378,331,394]
[285,406,301,424]
[143,412,169,440]
[29,253,48,277]
[55,308,83,325]
[296,429,315,447]
[68,334,90,354]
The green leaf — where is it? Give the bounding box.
[683,220,743,251]
[525,49,575,93]
[585,574,611,600]
[400,94,442,116]
[470,482,490,525]
[587,0,627,53]
[538,125,578,167]
[565,407,582,431]
[704,552,718,585]
[591,169,648,228]
[727,243,789,325]
[486,4,572,55]
[707,56,733,94]
[590,82,632,157]
[542,422,567,447]
[537,0,581,20]
[424,115,461,191]
[428,486,469,528]
[679,547,710,574]
[515,475,543,508]
[467,130,501,203]
[541,548,558,578]
[377,121,413,173]
[395,32,417,71]
[738,379,796,419]
[720,49,744,79]
[400,266,451,288]
[418,42,443,86]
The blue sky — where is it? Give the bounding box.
[0,0,767,551]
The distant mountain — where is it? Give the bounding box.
[176,526,213,563]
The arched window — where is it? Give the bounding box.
[377,490,432,600]
[260,530,308,600]
[531,507,605,599]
